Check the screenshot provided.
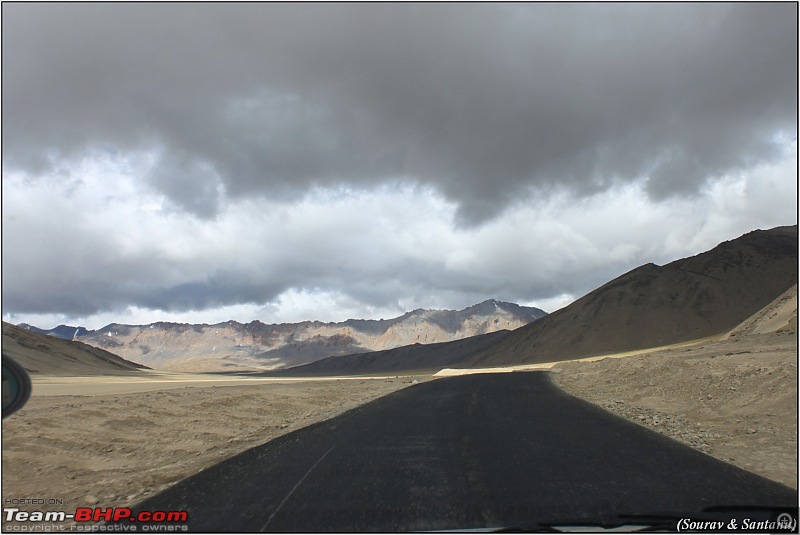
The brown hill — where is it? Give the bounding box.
[281,225,797,375]
[2,322,149,376]
[467,225,797,367]
[274,330,511,376]
[722,284,797,340]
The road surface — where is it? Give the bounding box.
[131,372,797,531]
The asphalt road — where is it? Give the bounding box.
[131,372,797,532]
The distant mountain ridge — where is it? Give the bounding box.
[18,323,90,340]
[282,225,798,375]
[20,300,546,372]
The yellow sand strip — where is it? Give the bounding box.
[434,336,720,376]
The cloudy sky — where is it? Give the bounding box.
[2,3,797,330]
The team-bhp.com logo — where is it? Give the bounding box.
[4,507,188,531]
[74,508,187,523]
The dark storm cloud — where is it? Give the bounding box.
[3,275,286,318]
[3,3,795,225]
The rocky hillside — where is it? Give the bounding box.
[722,284,797,340]
[2,322,149,376]
[280,225,797,375]
[21,300,545,372]
[466,225,797,367]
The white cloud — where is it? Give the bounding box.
[3,138,795,330]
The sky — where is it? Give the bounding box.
[2,3,797,330]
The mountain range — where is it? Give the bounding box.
[19,300,546,372]
[283,225,798,375]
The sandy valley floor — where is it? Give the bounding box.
[2,329,796,514]
[1,376,429,509]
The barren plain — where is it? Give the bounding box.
[1,375,430,510]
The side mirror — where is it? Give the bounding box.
[2,355,32,418]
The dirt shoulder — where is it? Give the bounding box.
[550,331,797,489]
[1,376,431,510]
